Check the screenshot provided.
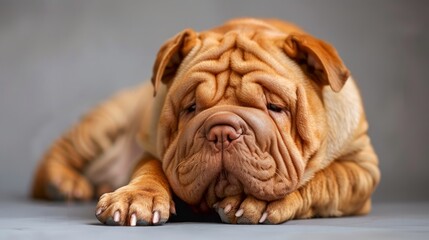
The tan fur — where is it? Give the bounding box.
[31,18,380,226]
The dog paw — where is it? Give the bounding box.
[214,195,267,224]
[42,162,93,201]
[95,185,174,226]
[214,192,305,224]
[260,191,303,224]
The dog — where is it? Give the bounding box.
[31,18,380,226]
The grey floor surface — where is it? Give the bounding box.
[0,197,428,240]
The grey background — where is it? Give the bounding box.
[0,0,428,203]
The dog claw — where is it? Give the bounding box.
[153,211,160,224]
[224,204,232,214]
[259,212,268,223]
[96,208,102,216]
[235,209,244,217]
[113,211,120,223]
[170,203,177,215]
[217,208,230,223]
[130,214,137,226]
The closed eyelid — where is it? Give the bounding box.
[264,89,292,109]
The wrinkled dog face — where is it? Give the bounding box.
[153,21,348,206]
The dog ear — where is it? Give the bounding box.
[151,29,198,95]
[283,34,350,92]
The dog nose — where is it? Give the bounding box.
[204,112,244,150]
[207,125,241,149]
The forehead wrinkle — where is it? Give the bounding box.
[173,32,234,87]
[173,28,300,111]
[189,49,231,74]
[169,71,213,112]
[244,71,297,103]
[192,32,236,64]
[235,33,293,78]
[235,72,266,109]
[230,48,275,76]
[196,70,230,107]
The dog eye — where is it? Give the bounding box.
[185,103,196,113]
[267,103,283,113]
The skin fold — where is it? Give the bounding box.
[31,18,380,226]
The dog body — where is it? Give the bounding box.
[32,18,380,225]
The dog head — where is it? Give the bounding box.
[151,18,350,206]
